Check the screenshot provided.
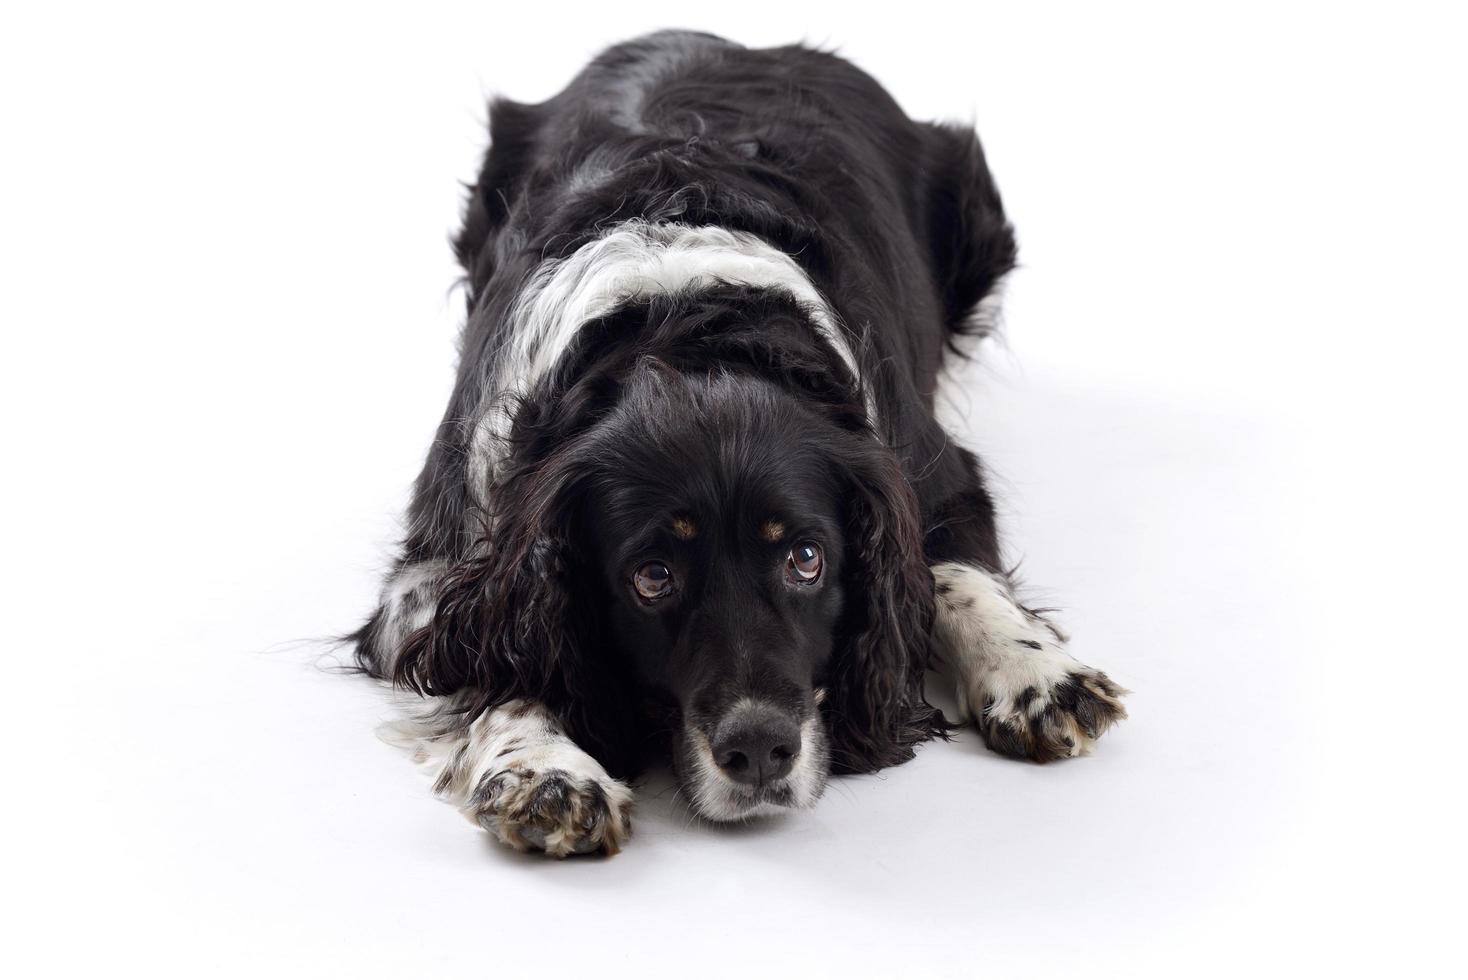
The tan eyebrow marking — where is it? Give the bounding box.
[759,519,787,543]
[672,517,697,540]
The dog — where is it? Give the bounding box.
[353,30,1127,857]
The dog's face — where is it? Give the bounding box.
[582,378,846,819]
[408,360,939,823]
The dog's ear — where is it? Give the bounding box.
[391,436,633,768]
[455,97,544,304]
[824,437,945,773]
[392,444,577,699]
[922,122,1017,344]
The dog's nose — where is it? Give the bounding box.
[712,707,802,788]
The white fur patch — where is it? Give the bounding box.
[366,559,448,673]
[382,696,633,856]
[963,272,1008,338]
[466,220,868,501]
[591,30,730,134]
[931,562,1073,716]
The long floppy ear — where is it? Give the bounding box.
[454,97,544,304]
[825,438,947,774]
[390,437,636,771]
[922,121,1017,345]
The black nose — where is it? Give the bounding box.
[711,707,802,788]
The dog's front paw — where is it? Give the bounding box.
[933,562,1128,762]
[974,666,1128,762]
[468,764,632,857]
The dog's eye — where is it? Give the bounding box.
[633,562,675,600]
[786,542,823,584]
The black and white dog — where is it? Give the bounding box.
[354,31,1126,857]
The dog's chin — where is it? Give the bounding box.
[689,780,801,823]
[676,715,831,823]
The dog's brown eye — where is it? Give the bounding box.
[786,542,823,584]
[633,562,674,600]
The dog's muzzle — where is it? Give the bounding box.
[682,697,828,821]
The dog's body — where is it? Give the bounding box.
[355,31,1126,856]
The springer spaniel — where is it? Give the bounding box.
[353,30,1127,856]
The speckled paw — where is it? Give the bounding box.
[977,668,1128,762]
[469,765,632,857]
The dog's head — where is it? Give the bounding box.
[586,368,857,819]
[400,354,939,821]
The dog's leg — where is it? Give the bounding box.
[358,564,634,855]
[930,562,1127,761]
[384,696,633,857]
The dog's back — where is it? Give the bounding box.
[455,30,1012,346]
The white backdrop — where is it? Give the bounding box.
[3,2,1464,976]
